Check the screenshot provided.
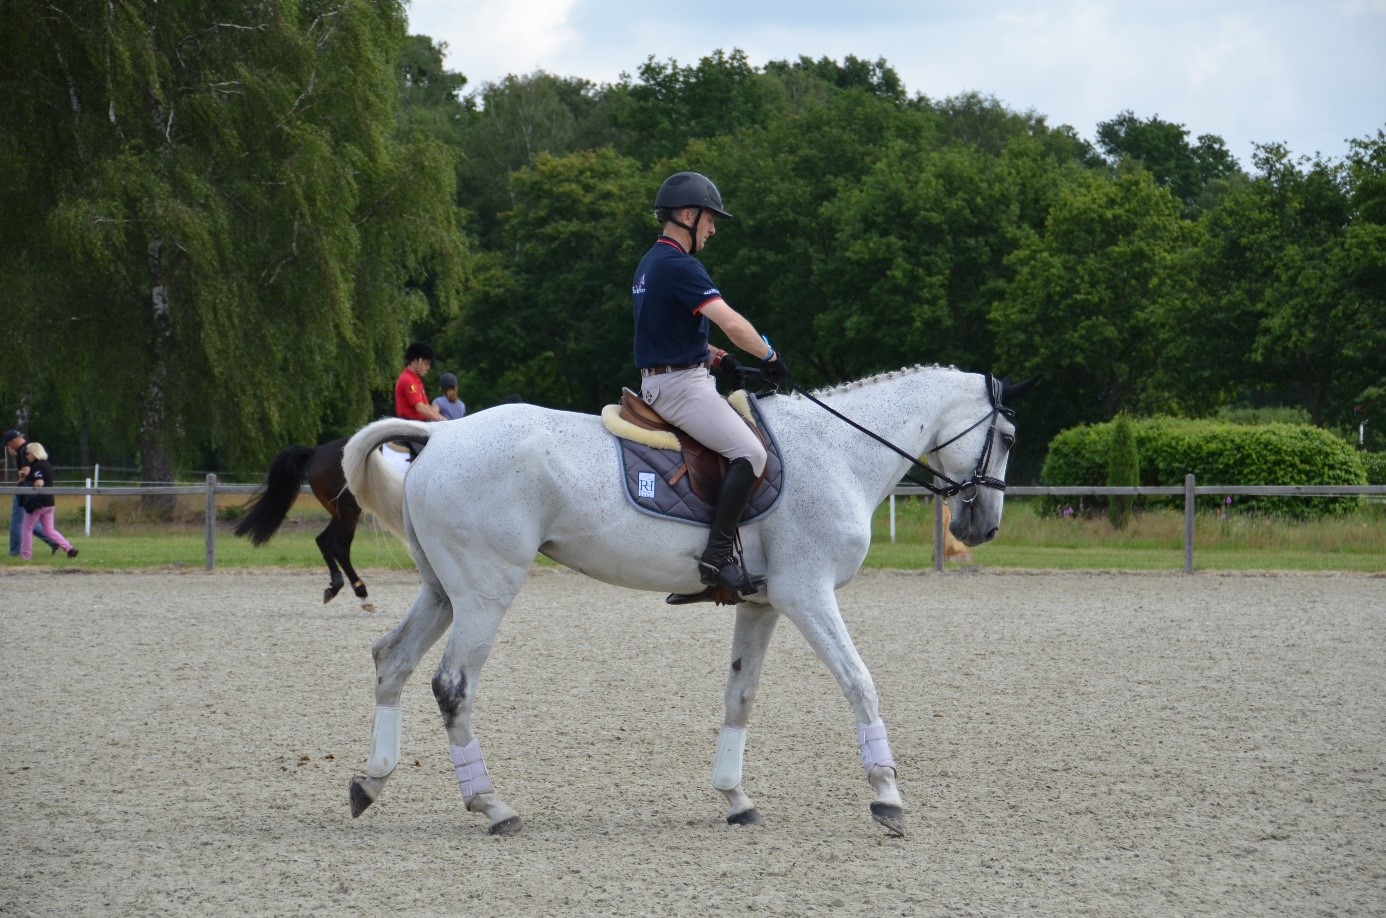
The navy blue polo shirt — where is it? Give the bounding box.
[632,236,723,368]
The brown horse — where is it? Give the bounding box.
[234,437,376,610]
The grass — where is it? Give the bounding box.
[2,495,1382,574]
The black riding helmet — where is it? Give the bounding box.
[655,172,730,254]
[654,172,732,218]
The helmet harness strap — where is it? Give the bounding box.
[670,206,705,254]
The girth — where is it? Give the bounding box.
[617,388,767,506]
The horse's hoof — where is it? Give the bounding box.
[870,802,906,837]
[360,602,376,613]
[323,588,340,605]
[348,777,376,818]
[726,808,762,826]
[488,815,523,837]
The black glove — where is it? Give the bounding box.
[717,353,747,388]
[760,354,791,386]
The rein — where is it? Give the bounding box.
[745,369,1010,503]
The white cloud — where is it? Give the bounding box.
[408,0,581,86]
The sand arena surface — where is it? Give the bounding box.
[1,567,1383,916]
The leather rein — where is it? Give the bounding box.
[747,370,1012,503]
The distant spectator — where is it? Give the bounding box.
[17,442,76,560]
[4,428,61,557]
[432,373,466,420]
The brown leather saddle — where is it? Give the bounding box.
[617,388,768,505]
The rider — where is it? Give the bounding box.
[632,171,791,594]
[394,342,446,422]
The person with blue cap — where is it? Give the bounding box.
[432,373,466,420]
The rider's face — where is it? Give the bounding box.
[694,211,717,249]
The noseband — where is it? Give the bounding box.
[789,372,1013,502]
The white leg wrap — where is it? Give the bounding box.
[858,718,896,776]
[450,739,494,803]
[365,705,402,778]
[711,726,748,791]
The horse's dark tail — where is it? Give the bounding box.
[233,445,317,546]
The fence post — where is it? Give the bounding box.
[889,494,896,544]
[933,494,945,572]
[205,473,217,572]
[85,478,92,536]
[1184,473,1196,574]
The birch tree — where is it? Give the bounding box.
[0,0,467,508]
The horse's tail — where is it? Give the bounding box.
[233,445,317,546]
[342,418,432,543]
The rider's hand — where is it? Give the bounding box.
[760,354,791,386]
[717,353,746,387]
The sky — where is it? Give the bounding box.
[405,0,1385,167]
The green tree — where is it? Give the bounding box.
[607,49,779,164]
[762,54,905,105]
[442,148,649,411]
[1096,110,1242,214]
[0,0,467,505]
[397,34,474,147]
[1193,141,1382,428]
[992,170,1199,443]
[456,71,613,245]
[1106,414,1139,528]
[695,89,933,385]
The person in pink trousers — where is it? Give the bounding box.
[18,442,76,560]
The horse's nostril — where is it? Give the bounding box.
[984,527,998,542]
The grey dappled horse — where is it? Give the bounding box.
[341,365,1035,836]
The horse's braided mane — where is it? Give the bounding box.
[807,363,961,398]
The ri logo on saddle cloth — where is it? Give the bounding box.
[601,387,785,528]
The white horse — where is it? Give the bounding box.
[341,365,1036,836]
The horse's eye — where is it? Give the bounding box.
[1001,433,1015,450]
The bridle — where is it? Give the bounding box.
[776,372,1013,504]
[923,373,1013,503]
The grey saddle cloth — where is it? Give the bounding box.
[613,395,785,526]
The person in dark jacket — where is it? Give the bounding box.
[17,442,76,560]
[631,172,790,595]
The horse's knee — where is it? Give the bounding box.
[432,669,469,729]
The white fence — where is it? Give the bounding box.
[4,476,1384,574]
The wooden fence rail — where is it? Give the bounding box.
[4,477,1384,574]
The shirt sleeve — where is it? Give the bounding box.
[674,260,722,315]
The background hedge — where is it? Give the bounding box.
[1041,419,1367,518]
[1363,452,1386,485]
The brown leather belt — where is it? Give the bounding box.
[640,363,706,377]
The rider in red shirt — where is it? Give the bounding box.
[394,342,446,422]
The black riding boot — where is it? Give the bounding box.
[698,457,762,594]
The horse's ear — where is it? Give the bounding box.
[1000,374,1042,406]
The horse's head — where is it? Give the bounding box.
[928,373,1039,546]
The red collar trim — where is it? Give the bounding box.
[656,235,687,254]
